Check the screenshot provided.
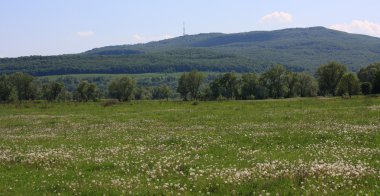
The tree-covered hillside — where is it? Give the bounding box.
[1,27,380,76]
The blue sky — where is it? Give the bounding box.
[1,0,380,57]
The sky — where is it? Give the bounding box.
[1,0,380,58]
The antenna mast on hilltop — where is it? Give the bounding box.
[183,22,186,36]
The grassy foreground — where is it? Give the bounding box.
[0,97,379,195]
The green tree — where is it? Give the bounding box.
[108,77,136,101]
[135,87,152,100]
[336,72,360,98]
[358,63,380,82]
[0,75,12,102]
[259,65,289,99]
[241,73,258,100]
[152,85,171,101]
[177,73,189,100]
[360,82,372,95]
[374,71,380,94]
[210,72,240,100]
[316,62,347,96]
[285,72,300,98]
[42,82,64,101]
[76,81,99,102]
[161,85,171,101]
[177,71,204,100]
[8,72,38,101]
[8,87,19,103]
[297,72,318,97]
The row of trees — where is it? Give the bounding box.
[0,73,101,102]
[0,72,173,102]
[177,67,318,100]
[177,62,375,100]
[0,62,379,103]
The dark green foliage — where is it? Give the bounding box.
[285,72,300,98]
[0,50,259,76]
[134,87,152,100]
[241,73,258,100]
[360,82,372,95]
[75,81,99,102]
[358,63,380,89]
[297,72,318,97]
[152,85,171,101]
[358,63,380,94]
[336,72,360,97]
[316,62,347,96]
[259,65,289,99]
[2,27,380,76]
[42,82,64,101]
[210,72,240,100]
[108,77,136,101]
[0,73,39,102]
[177,71,204,100]
[7,72,38,101]
[0,75,12,101]
[373,71,380,94]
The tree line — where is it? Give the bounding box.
[0,72,173,102]
[177,62,379,100]
[0,62,379,103]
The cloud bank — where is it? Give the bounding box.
[77,31,95,37]
[330,20,380,37]
[260,11,293,24]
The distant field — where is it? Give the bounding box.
[0,97,380,195]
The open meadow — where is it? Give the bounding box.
[0,97,380,195]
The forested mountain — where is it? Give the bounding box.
[1,27,380,76]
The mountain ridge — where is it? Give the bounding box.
[1,27,380,76]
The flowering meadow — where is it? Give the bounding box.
[0,97,379,195]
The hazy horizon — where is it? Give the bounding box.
[1,0,380,58]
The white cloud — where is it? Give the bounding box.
[260,11,293,24]
[330,20,380,37]
[76,31,95,37]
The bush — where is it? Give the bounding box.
[102,99,120,107]
[361,82,372,95]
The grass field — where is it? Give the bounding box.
[0,97,380,195]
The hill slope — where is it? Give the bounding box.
[1,27,380,76]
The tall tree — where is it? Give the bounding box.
[297,72,318,97]
[108,76,136,101]
[0,75,12,102]
[360,82,372,95]
[285,72,300,98]
[177,73,189,100]
[259,65,289,99]
[241,73,258,100]
[358,63,380,93]
[336,72,360,97]
[76,81,99,102]
[210,72,240,100]
[42,82,64,101]
[177,71,204,100]
[316,62,347,96]
[8,72,38,101]
[372,70,380,94]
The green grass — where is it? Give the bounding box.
[0,97,380,195]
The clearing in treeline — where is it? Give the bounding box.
[0,97,379,195]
